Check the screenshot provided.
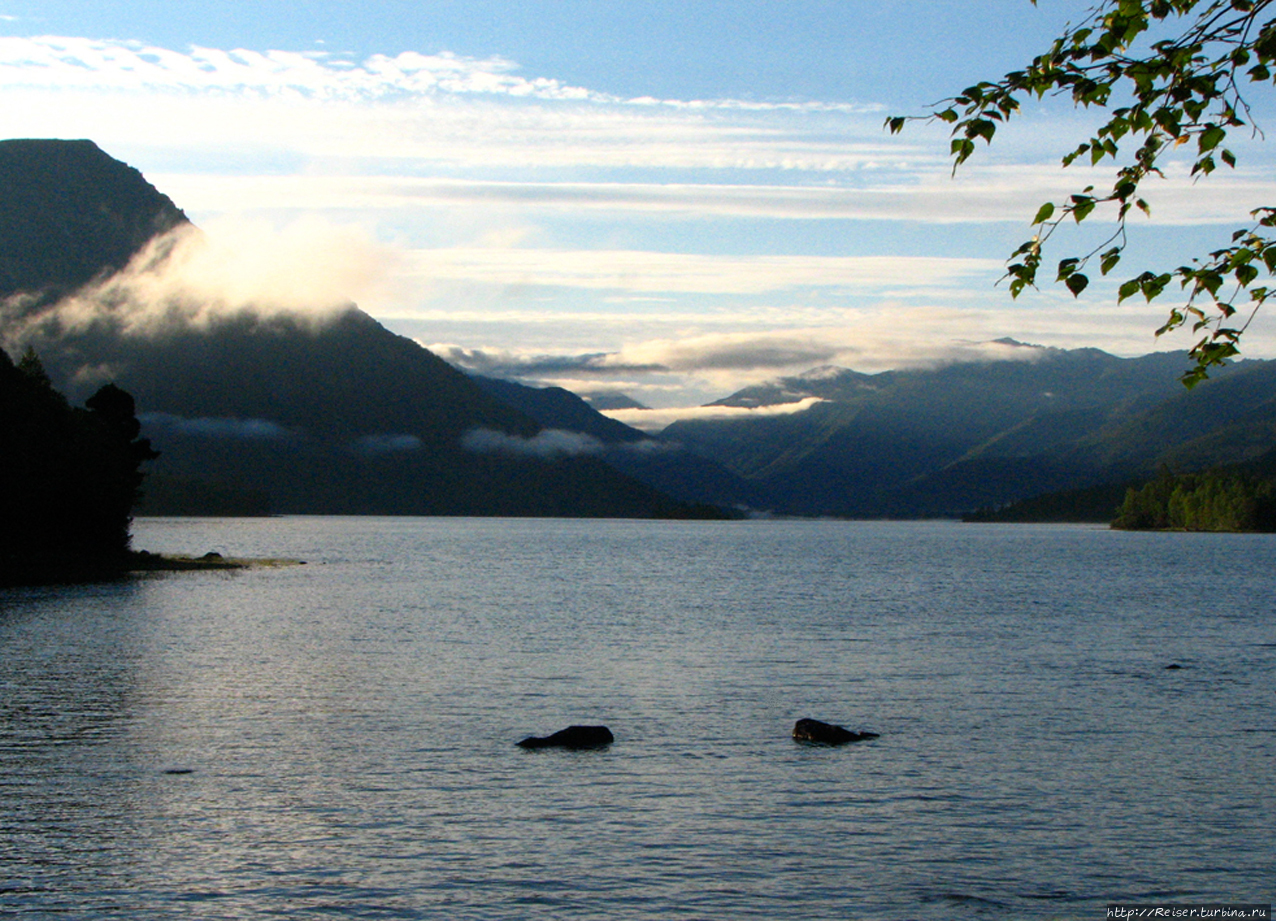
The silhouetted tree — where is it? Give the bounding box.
[0,349,156,583]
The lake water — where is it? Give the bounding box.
[1,517,1273,919]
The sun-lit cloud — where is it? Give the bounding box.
[3,29,1274,410]
[427,295,1254,410]
[6,215,400,339]
[602,398,826,432]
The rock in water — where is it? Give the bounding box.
[517,725,614,750]
[793,718,879,745]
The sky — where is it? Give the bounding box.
[3,1,1276,418]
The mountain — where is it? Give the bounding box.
[470,374,761,511]
[580,391,649,411]
[0,139,188,308]
[0,139,716,519]
[662,346,1276,517]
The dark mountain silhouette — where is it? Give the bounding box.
[0,139,188,309]
[0,139,717,519]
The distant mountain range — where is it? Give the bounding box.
[659,348,1276,517]
[3,138,1274,521]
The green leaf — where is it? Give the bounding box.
[1100,248,1122,275]
[1072,197,1097,222]
[1140,272,1172,301]
[1118,278,1141,302]
[1032,202,1055,225]
[1198,125,1225,152]
[1066,272,1090,296]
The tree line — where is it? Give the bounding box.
[1112,464,1276,531]
[0,347,156,585]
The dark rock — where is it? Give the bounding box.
[517,725,614,750]
[793,717,879,745]
[1165,663,1184,670]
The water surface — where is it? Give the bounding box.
[1,517,1272,919]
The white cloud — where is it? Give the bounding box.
[0,35,877,113]
[402,248,1000,295]
[19,216,401,336]
[603,398,826,432]
[139,413,292,440]
[461,427,604,458]
[3,31,1273,412]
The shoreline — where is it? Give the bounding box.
[129,550,305,572]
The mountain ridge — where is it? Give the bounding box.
[0,138,717,519]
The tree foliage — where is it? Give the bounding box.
[889,0,1276,386]
[1112,464,1276,528]
[0,349,157,583]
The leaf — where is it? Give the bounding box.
[1101,248,1122,275]
[1140,272,1172,301]
[1198,125,1226,152]
[951,138,976,165]
[1118,278,1142,302]
[1066,272,1090,296]
[1072,197,1097,222]
[1032,202,1056,225]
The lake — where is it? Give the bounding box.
[1,517,1273,919]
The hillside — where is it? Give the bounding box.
[661,346,1276,517]
[0,139,188,308]
[0,139,714,519]
[471,374,762,511]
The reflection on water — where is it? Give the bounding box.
[1,518,1273,919]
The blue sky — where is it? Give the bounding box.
[3,1,1274,418]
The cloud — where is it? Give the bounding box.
[461,427,604,458]
[433,345,660,378]
[148,168,1276,227]
[603,398,827,432]
[405,249,1000,296]
[139,412,292,439]
[604,332,842,372]
[0,35,877,113]
[19,215,401,336]
[436,330,1051,383]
